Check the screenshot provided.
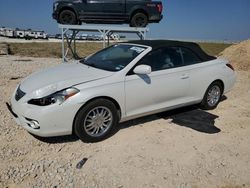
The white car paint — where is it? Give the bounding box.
[20,63,114,97]
[9,43,236,137]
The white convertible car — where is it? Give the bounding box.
[8,40,236,142]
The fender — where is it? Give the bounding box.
[128,5,149,19]
[57,2,79,19]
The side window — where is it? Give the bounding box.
[162,47,183,69]
[181,47,202,65]
[137,47,183,72]
[137,48,163,71]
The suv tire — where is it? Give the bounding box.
[130,12,148,27]
[59,10,77,25]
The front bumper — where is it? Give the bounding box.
[52,12,58,20]
[149,14,163,23]
[8,91,82,137]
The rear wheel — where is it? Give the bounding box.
[74,99,119,142]
[200,81,223,110]
[130,12,148,27]
[59,10,77,25]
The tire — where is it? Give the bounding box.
[74,99,119,142]
[59,10,77,25]
[130,12,148,27]
[200,81,223,110]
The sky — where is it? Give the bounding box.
[0,0,250,41]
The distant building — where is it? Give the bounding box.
[0,27,48,39]
[101,33,120,41]
[0,27,4,36]
[0,27,15,38]
[15,29,25,38]
[23,29,48,39]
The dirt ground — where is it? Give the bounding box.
[0,55,250,188]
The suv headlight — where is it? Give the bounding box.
[54,2,59,10]
[28,87,79,106]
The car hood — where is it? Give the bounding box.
[20,62,113,98]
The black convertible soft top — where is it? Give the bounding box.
[127,40,216,62]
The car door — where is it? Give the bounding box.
[79,0,104,18]
[102,0,125,18]
[180,47,216,101]
[125,47,191,117]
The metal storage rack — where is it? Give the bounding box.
[59,24,149,62]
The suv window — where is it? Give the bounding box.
[136,47,183,72]
[180,47,202,65]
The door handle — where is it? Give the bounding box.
[181,74,189,79]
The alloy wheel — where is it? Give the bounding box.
[83,106,113,137]
[207,85,221,107]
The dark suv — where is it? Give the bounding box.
[53,0,163,27]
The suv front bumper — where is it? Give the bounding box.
[52,12,58,20]
[149,14,163,23]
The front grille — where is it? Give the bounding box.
[15,86,26,101]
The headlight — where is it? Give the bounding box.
[28,87,79,106]
[54,3,59,10]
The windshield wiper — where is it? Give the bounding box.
[79,58,85,64]
[84,61,99,69]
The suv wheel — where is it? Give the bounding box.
[200,81,223,110]
[59,10,77,25]
[130,13,148,27]
[74,99,119,142]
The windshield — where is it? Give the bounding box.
[81,44,147,72]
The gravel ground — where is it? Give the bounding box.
[0,55,250,188]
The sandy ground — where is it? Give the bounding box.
[220,39,250,71]
[0,55,250,188]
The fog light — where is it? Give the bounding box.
[25,118,40,129]
[30,120,40,129]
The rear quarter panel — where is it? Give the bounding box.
[186,58,236,102]
[217,58,237,94]
[126,0,158,18]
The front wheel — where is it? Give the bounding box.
[59,10,77,25]
[74,99,119,142]
[130,13,148,27]
[200,81,223,110]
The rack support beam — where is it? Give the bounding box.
[59,24,149,63]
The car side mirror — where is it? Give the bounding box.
[133,65,152,75]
